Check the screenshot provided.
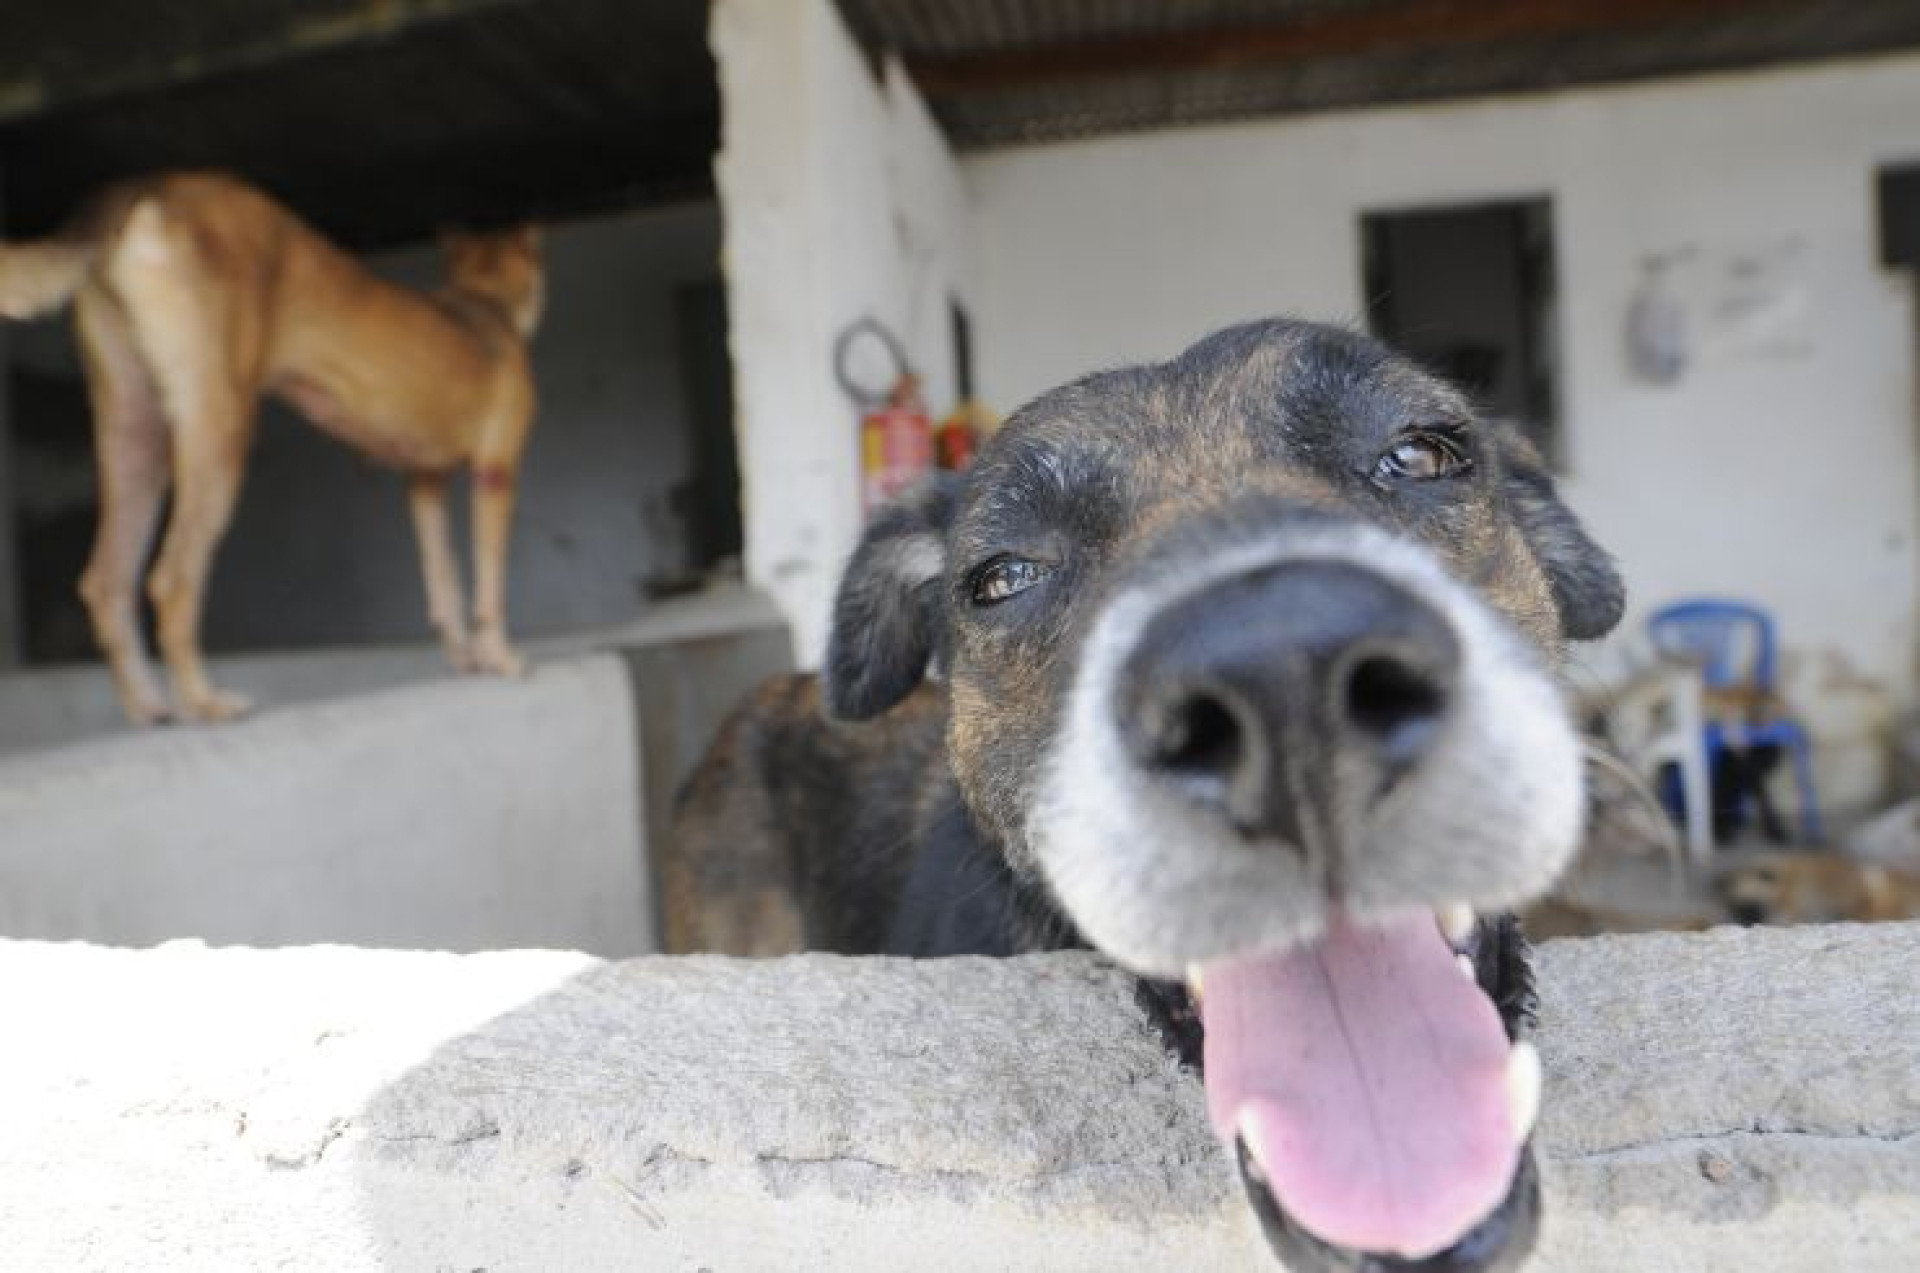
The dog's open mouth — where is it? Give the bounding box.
[1149,913,1541,1271]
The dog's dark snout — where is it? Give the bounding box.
[1118,559,1460,843]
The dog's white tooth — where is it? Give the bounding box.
[1185,966,1204,1003]
[1437,903,1475,946]
[1456,953,1476,981]
[1507,1040,1542,1142]
[1236,1112,1269,1183]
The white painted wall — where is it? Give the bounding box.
[963,55,1920,810]
[712,0,971,665]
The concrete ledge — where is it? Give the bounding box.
[2,924,1915,1270]
[0,656,650,954]
[0,583,785,755]
[0,590,794,955]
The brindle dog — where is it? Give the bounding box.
[664,319,1623,1271]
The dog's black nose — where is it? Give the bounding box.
[1117,560,1460,846]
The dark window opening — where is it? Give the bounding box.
[1361,198,1560,464]
[669,278,744,582]
[1876,162,1920,267]
[951,297,975,400]
[7,364,100,664]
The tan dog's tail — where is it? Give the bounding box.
[0,237,94,320]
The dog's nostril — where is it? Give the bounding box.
[1116,559,1462,843]
[1344,652,1448,758]
[1151,693,1243,779]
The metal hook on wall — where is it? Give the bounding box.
[834,316,911,411]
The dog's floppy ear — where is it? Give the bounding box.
[824,474,961,720]
[1502,439,1625,641]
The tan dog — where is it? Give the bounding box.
[1718,850,1920,926]
[0,171,542,722]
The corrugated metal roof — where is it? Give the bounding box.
[842,0,1920,148]
[837,0,1392,58]
[4,1,1919,244]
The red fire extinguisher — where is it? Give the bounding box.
[861,373,934,512]
[837,318,933,515]
[936,398,999,472]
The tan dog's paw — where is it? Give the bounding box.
[438,635,478,674]
[118,686,174,728]
[177,686,255,723]
[469,633,527,678]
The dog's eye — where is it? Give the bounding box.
[970,556,1050,606]
[1375,431,1471,483]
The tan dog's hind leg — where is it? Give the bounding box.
[111,202,257,722]
[145,395,254,722]
[74,290,172,724]
[409,474,474,671]
[468,420,530,677]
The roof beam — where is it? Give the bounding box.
[0,0,531,126]
[906,0,1767,100]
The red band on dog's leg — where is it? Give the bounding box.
[476,466,514,492]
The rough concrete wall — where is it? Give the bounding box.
[0,655,651,955]
[3,925,1913,1270]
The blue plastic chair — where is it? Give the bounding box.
[1646,599,1821,844]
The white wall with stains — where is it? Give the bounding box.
[712,0,970,666]
[961,54,1920,813]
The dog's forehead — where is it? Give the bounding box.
[960,321,1468,535]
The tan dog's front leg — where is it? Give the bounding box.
[408,475,474,671]
[468,462,525,677]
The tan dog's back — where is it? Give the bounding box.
[103,174,536,470]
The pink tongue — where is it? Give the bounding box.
[1201,913,1517,1259]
